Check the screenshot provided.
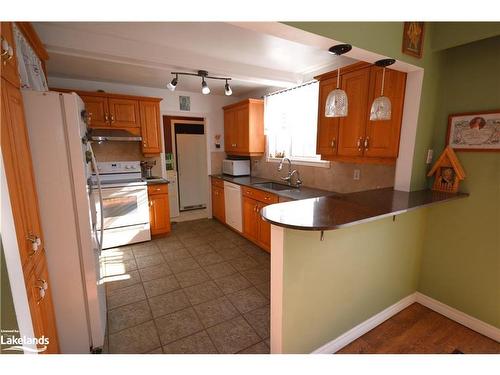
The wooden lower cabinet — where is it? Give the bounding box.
[148,184,171,236]
[1,76,59,353]
[211,178,225,223]
[242,187,277,252]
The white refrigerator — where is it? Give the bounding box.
[22,90,106,353]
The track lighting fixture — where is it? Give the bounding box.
[166,70,232,95]
[166,74,178,91]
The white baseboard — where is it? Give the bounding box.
[312,293,417,354]
[415,292,500,343]
[312,292,499,353]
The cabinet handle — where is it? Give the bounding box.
[110,114,115,123]
[104,113,109,122]
[357,137,363,152]
[331,138,336,148]
[364,137,369,150]
[36,286,46,304]
[37,279,49,290]
[27,233,41,256]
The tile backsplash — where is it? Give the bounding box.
[250,156,395,193]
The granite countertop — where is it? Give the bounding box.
[261,188,469,231]
[144,177,169,185]
[211,174,333,201]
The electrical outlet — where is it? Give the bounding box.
[426,149,434,164]
[353,169,361,180]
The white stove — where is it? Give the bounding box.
[91,161,150,248]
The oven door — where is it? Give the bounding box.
[96,186,149,230]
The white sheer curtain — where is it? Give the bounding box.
[12,23,48,91]
[264,81,319,160]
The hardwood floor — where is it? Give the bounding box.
[338,303,500,354]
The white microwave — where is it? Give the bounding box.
[222,159,250,176]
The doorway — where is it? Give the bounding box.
[162,116,208,221]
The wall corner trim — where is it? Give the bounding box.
[414,292,500,343]
[312,292,499,353]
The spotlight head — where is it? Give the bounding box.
[224,80,232,96]
[201,78,210,95]
[167,75,178,91]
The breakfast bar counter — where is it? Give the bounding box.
[261,188,469,231]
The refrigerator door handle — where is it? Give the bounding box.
[87,142,104,253]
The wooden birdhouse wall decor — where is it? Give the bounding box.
[427,146,466,193]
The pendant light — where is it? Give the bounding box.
[370,59,395,121]
[325,44,352,118]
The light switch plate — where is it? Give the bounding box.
[353,169,361,180]
[426,149,434,164]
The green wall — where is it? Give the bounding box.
[281,210,426,353]
[419,36,500,327]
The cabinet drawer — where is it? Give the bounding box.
[211,177,225,188]
[242,187,278,204]
[148,184,168,195]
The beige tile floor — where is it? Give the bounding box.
[101,219,271,354]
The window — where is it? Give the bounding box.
[264,81,321,163]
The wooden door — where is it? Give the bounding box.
[140,101,161,154]
[365,67,407,158]
[108,98,140,128]
[149,191,171,235]
[211,185,225,223]
[242,196,259,242]
[234,105,249,153]
[316,77,340,157]
[257,202,271,252]
[337,68,371,157]
[80,96,109,128]
[0,22,20,87]
[1,78,45,273]
[224,108,237,153]
[26,256,59,353]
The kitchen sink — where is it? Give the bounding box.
[252,182,298,191]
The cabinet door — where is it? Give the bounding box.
[316,77,340,157]
[81,96,109,128]
[337,68,370,157]
[1,78,44,272]
[26,256,59,353]
[108,98,140,128]
[149,193,171,235]
[257,202,271,253]
[211,185,225,223]
[242,196,259,242]
[140,101,161,154]
[224,109,237,153]
[234,105,249,153]
[0,22,20,87]
[365,67,406,158]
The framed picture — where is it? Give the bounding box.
[402,22,425,58]
[446,110,500,152]
[179,96,191,111]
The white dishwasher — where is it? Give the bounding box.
[223,181,243,232]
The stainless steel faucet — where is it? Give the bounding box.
[278,157,302,188]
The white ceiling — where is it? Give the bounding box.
[33,22,356,96]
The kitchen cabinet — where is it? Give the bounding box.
[148,184,171,236]
[2,75,59,353]
[80,95,109,127]
[140,100,162,155]
[0,22,20,87]
[211,177,225,223]
[108,98,140,128]
[241,187,278,252]
[223,99,264,156]
[315,62,406,164]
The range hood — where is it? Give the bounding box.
[89,129,142,142]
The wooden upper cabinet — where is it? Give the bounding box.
[1,79,45,273]
[0,23,20,87]
[315,62,407,164]
[317,77,340,157]
[337,68,371,157]
[365,67,407,158]
[223,99,264,156]
[81,96,109,128]
[140,100,162,155]
[108,98,140,128]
